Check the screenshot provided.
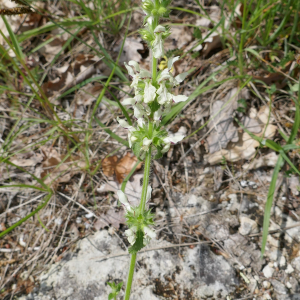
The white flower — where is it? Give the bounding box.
[156,82,187,107]
[143,226,156,245]
[167,56,180,70]
[117,190,133,212]
[157,68,172,83]
[147,16,154,25]
[137,118,146,128]
[117,117,134,130]
[122,98,136,106]
[152,25,166,59]
[174,71,189,85]
[161,134,185,153]
[144,81,156,103]
[128,60,140,73]
[157,56,189,86]
[157,82,172,105]
[125,226,138,245]
[134,103,147,119]
[173,94,188,103]
[124,61,151,89]
[153,108,163,125]
[141,137,152,151]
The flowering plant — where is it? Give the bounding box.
[114,1,189,299]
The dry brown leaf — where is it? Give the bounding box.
[42,54,103,103]
[102,156,118,177]
[102,152,142,184]
[10,152,43,167]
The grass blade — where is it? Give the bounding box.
[0,193,52,239]
[261,154,284,256]
[94,117,129,148]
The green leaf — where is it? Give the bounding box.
[128,230,144,254]
[261,155,284,256]
[0,193,52,239]
[2,16,24,60]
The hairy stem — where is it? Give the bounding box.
[124,253,137,300]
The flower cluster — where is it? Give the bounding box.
[116,0,189,250]
[117,56,188,159]
[117,189,155,253]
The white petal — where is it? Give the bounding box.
[164,134,185,144]
[157,69,171,83]
[134,104,146,119]
[137,118,146,128]
[139,69,151,79]
[135,94,143,103]
[117,117,131,129]
[167,56,180,70]
[143,137,152,147]
[161,143,170,153]
[124,62,135,77]
[152,34,164,59]
[141,137,152,151]
[154,25,166,33]
[117,190,132,212]
[144,82,156,103]
[122,98,136,105]
[146,185,152,202]
[154,108,163,121]
[147,16,154,24]
[173,95,188,103]
[128,61,140,73]
[125,227,137,245]
[143,226,156,239]
[128,132,132,148]
[174,71,189,85]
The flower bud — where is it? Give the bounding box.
[151,8,158,16]
[139,29,153,43]
[158,6,167,15]
[142,0,154,14]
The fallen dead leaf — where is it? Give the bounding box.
[97,172,143,206]
[102,152,142,184]
[93,208,126,230]
[205,105,277,164]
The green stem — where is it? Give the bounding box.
[139,148,152,212]
[123,150,152,300]
[123,253,137,300]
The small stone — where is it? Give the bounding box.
[270,279,287,294]
[239,216,259,235]
[263,293,272,300]
[285,264,294,274]
[262,265,274,278]
[279,255,286,268]
[263,281,271,289]
[248,181,256,186]
[273,262,278,268]
[291,257,300,272]
[240,180,248,187]
[286,282,292,289]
